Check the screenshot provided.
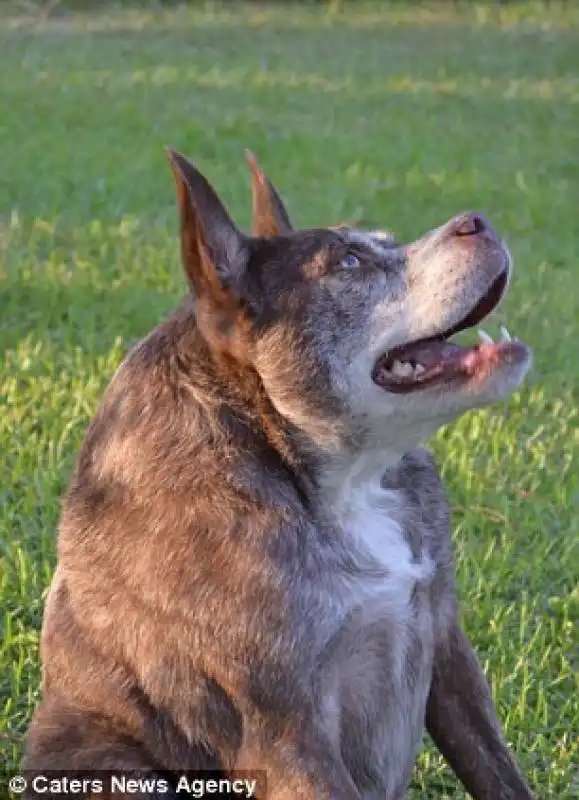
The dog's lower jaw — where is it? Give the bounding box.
[373,337,531,397]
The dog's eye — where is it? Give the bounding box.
[340,253,360,268]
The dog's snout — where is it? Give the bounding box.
[452,212,489,237]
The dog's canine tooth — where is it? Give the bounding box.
[500,326,512,342]
[478,329,494,344]
[414,363,426,376]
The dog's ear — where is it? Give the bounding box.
[167,148,248,297]
[245,151,293,237]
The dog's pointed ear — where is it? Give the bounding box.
[167,148,248,295]
[245,151,293,238]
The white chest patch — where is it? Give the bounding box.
[320,454,435,613]
[345,482,434,606]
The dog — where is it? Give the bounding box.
[22,148,535,800]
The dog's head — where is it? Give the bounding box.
[167,149,531,458]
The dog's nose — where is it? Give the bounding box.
[452,212,489,237]
[447,211,502,246]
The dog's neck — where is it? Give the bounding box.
[317,448,402,505]
[188,309,440,498]
[314,414,438,487]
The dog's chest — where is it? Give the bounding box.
[316,464,438,797]
[329,474,435,611]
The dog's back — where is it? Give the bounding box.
[25,301,279,769]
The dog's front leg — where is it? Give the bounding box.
[236,723,361,800]
[426,624,534,799]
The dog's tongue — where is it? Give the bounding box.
[394,339,466,369]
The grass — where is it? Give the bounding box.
[0,2,578,796]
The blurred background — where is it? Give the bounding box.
[1,2,577,797]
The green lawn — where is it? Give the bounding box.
[1,2,578,796]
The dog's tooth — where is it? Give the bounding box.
[414,363,426,376]
[500,326,512,342]
[391,359,413,378]
[478,329,494,344]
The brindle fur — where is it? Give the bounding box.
[22,150,535,800]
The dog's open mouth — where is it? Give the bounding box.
[373,270,529,394]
